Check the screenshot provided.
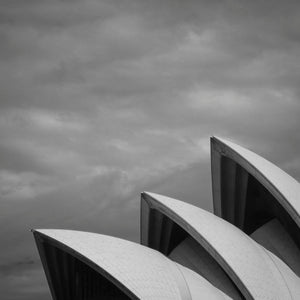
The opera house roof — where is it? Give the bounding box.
[33,137,300,299]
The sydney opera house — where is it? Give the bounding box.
[33,137,300,299]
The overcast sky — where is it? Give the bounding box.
[1,0,300,299]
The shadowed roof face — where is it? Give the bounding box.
[210,136,300,274]
[141,192,300,300]
[2,1,300,298]
[33,229,232,300]
[30,137,300,300]
[34,229,184,299]
[211,136,300,227]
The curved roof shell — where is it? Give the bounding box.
[33,229,230,300]
[210,136,300,230]
[141,192,300,300]
[176,263,231,300]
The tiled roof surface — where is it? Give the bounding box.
[214,137,300,225]
[144,192,300,300]
[35,229,231,300]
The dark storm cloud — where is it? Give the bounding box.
[1,0,300,299]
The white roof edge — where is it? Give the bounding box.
[34,229,138,299]
[211,136,300,226]
[34,229,237,300]
[33,229,195,299]
[142,192,300,300]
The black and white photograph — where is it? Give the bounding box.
[0,1,300,299]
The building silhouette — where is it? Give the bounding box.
[33,137,300,299]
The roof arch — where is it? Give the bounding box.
[141,192,300,300]
[210,136,300,230]
[33,229,230,300]
[210,137,300,275]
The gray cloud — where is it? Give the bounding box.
[0,258,50,300]
[1,0,300,299]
